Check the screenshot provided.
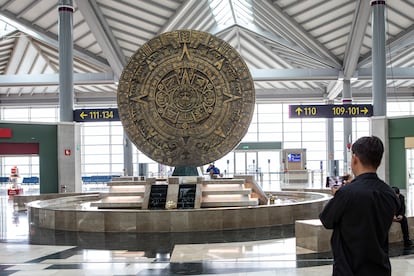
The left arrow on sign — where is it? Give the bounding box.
[80,112,88,119]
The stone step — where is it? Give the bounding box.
[107,181,148,186]
[202,179,245,185]
[201,197,259,208]
[90,196,143,209]
[112,176,143,181]
[108,186,145,192]
[202,183,244,188]
[202,188,252,195]
[101,192,145,197]
[91,202,143,208]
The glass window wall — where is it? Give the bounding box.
[1,102,414,189]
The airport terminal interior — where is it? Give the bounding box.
[1,178,414,275]
[1,0,414,275]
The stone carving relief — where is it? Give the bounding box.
[117,30,255,166]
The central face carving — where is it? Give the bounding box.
[155,68,216,128]
[117,30,255,167]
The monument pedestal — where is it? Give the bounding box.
[172,166,201,176]
[89,174,266,210]
[90,177,154,209]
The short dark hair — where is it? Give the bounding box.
[351,136,384,169]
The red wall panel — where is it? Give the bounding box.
[0,143,39,155]
[0,128,12,138]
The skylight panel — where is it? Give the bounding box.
[233,0,254,25]
[209,0,235,26]
[209,0,254,27]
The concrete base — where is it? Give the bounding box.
[388,218,414,243]
[172,166,201,176]
[295,219,332,252]
[295,218,414,252]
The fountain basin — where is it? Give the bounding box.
[26,191,330,233]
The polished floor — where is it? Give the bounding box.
[1,183,414,276]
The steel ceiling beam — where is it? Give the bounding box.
[1,86,413,107]
[158,0,198,34]
[0,72,115,87]
[76,0,125,80]
[359,25,414,67]
[326,66,414,100]
[342,0,371,79]
[255,0,341,68]
[318,0,371,101]
[251,68,340,81]
[253,67,414,82]
[236,23,340,68]
[1,67,413,88]
[0,9,111,71]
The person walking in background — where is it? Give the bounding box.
[319,136,399,276]
[392,186,413,248]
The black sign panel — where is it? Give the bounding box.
[73,108,119,122]
[177,184,196,209]
[148,184,168,209]
[289,104,373,118]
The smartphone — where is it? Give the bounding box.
[325,175,349,188]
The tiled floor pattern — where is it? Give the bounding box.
[1,184,414,275]
[1,242,414,275]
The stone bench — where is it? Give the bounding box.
[295,217,414,252]
[388,217,414,243]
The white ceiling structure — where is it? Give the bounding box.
[0,0,413,107]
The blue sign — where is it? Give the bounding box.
[288,153,301,162]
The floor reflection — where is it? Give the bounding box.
[28,225,295,257]
[1,183,414,275]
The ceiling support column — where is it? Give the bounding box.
[370,1,389,183]
[342,80,352,175]
[123,133,133,176]
[371,0,387,116]
[58,0,74,122]
[326,100,335,178]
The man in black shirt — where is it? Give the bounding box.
[320,136,399,276]
[392,186,413,247]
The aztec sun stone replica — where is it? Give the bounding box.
[117,30,255,167]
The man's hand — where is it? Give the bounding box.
[331,185,341,195]
[343,174,353,185]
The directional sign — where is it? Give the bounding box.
[289,104,373,118]
[73,108,119,122]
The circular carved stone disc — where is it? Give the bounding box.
[117,30,255,167]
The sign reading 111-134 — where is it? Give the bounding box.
[289,104,373,118]
[73,108,119,122]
